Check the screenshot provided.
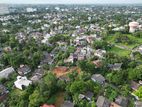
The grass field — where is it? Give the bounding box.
[106,34,142,49]
[105,33,142,57]
[108,46,131,57]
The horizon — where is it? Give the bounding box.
[0,0,142,4]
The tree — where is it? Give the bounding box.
[128,68,142,80]
[29,89,42,107]
[120,84,131,97]
[106,71,126,85]
[78,60,96,74]
[93,40,109,50]
[44,73,57,93]
[69,80,86,94]
[105,86,118,101]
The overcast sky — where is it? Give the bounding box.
[0,0,142,4]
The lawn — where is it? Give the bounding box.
[106,34,142,49]
[108,46,131,57]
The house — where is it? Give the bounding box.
[82,46,94,58]
[64,53,78,63]
[134,101,142,107]
[15,32,26,43]
[29,32,42,41]
[14,76,32,90]
[139,80,142,85]
[0,84,9,101]
[0,67,15,79]
[131,81,141,91]
[108,63,122,71]
[61,101,74,107]
[93,34,102,41]
[91,74,105,84]
[78,54,86,61]
[59,75,70,82]
[40,104,55,107]
[92,60,103,68]
[96,96,110,107]
[79,91,94,101]
[115,96,128,107]
[112,26,125,32]
[76,28,86,35]
[41,33,51,44]
[74,36,87,46]
[3,46,12,52]
[86,36,95,44]
[110,102,122,107]
[94,49,106,59]
[30,68,44,83]
[136,45,142,55]
[17,65,31,75]
[40,52,54,65]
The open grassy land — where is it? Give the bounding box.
[106,34,142,49]
[105,34,142,57]
[108,46,131,57]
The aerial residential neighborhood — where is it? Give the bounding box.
[0,1,142,107]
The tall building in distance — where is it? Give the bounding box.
[0,4,9,15]
[129,21,139,33]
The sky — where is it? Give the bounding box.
[0,0,142,4]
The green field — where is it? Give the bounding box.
[106,34,142,49]
[106,34,142,57]
[108,46,131,57]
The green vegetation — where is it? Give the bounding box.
[134,86,142,100]
[106,33,142,49]
[108,46,131,57]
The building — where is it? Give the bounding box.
[64,53,78,63]
[129,22,139,33]
[91,74,105,85]
[110,102,122,107]
[26,8,37,13]
[94,49,106,59]
[115,96,128,107]
[40,104,55,107]
[18,65,31,75]
[0,67,15,79]
[41,33,51,44]
[134,101,142,107]
[30,68,44,83]
[0,84,9,101]
[92,60,103,68]
[96,96,110,107]
[79,91,94,101]
[14,76,32,90]
[61,101,74,107]
[131,81,141,91]
[40,52,54,65]
[108,63,122,71]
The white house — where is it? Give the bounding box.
[41,33,51,44]
[26,8,37,13]
[94,49,106,59]
[14,76,32,90]
[0,67,15,79]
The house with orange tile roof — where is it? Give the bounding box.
[40,104,55,107]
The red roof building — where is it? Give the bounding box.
[40,104,55,107]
